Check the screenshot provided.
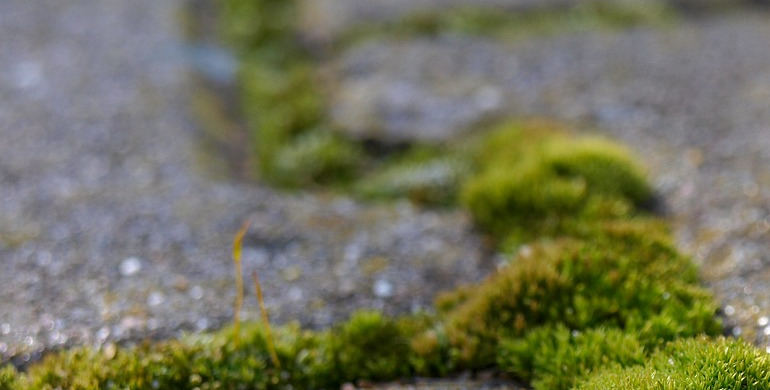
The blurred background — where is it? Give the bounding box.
[2,0,770,368]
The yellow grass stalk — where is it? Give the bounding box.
[232,218,251,348]
[252,270,281,368]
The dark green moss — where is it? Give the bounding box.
[574,337,770,390]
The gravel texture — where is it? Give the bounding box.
[0,0,488,365]
[2,0,770,382]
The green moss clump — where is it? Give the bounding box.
[574,337,770,390]
[353,146,472,206]
[433,220,721,369]
[217,0,346,185]
[25,327,275,390]
[461,120,652,243]
[237,59,329,183]
[0,365,22,390]
[331,311,413,383]
[271,130,364,188]
[19,322,340,390]
[405,319,457,377]
[497,325,646,390]
[8,312,423,390]
[217,0,297,55]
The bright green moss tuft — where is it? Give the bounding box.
[461,120,652,243]
[22,323,337,390]
[574,337,770,390]
[26,328,273,390]
[435,220,721,369]
[497,325,646,390]
[543,137,651,204]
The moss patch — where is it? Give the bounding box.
[497,325,646,390]
[0,217,731,389]
[432,220,720,371]
[338,1,677,47]
[460,120,652,245]
[573,337,770,390]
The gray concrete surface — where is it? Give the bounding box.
[0,0,488,365]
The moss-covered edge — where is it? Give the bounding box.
[1,117,753,390]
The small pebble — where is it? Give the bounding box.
[189,286,204,300]
[280,266,303,282]
[119,257,142,277]
[373,279,394,298]
[173,275,190,291]
[147,292,165,307]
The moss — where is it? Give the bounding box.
[0,365,22,390]
[339,0,677,47]
[24,327,274,390]
[353,146,472,207]
[217,0,298,55]
[497,325,646,390]
[271,130,364,188]
[574,337,770,390]
[434,219,721,369]
[210,0,678,196]
[461,120,652,243]
[237,59,328,183]
[331,311,414,383]
[215,0,349,186]
[0,211,726,390]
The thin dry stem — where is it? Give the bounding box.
[232,218,252,348]
[252,270,281,368]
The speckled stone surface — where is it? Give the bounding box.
[0,0,489,365]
